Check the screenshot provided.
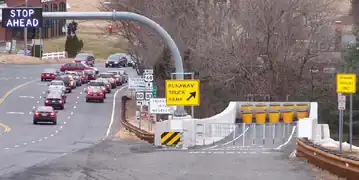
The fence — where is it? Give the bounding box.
[42,51,67,60]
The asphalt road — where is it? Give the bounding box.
[0,63,136,176]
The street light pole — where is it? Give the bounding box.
[24,0,28,56]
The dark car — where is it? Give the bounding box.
[73,53,95,67]
[86,86,105,103]
[47,89,67,103]
[60,63,97,72]
[84,69,96,81]
[105,53,127,68]
[33,106,58,125]
[44,93,65,110]
[75,71,87,83]
[54,75,74,93]
[41,68,58,81]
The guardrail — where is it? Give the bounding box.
[296,138,359,180]
[42,51,67,60]
[120,95,154,143]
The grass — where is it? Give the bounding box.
[43,32,128,60]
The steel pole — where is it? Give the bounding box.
[350,94,353,151]
[24,0,28,56]
[43,11,187,116]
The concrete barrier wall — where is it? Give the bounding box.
[155,101,320,148]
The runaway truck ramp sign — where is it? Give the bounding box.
[165,80,200,106]
[161,132,181,146]
[336,73,356,94]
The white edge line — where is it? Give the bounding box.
[203,126,250,150]
[105,85,127,138]
[275,126,296,150]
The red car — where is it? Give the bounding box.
[73,53,95,67]
[60,63,96,72]
[85,86,105,103]
[41,68,58,81]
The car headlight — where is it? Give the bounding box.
[106,62,109,64]
[114,62,118,64]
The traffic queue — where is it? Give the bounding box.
[34,64,128,125]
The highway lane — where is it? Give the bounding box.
[0,64,135,176]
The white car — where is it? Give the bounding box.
[48,80,66,93]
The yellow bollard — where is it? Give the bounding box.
[241,104,253,111]
[242,110,253,124]
[255,109,266,124]
[255,103,267,110]
[296,103,309,109]
[282,108,294,123]
[296,108,309,120]
[269,109,280,123]
[269,103,281,110]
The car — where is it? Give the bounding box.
[41,68,58,81]
[33,106,58,125]
[85,86,105,103]
[65,71,82,86]
[84,70,96,81]
[60,63,98,73]
[105,53,128,68]
[54,75,74,93]
[112,69,128,83]
[86,80,107,98]
[44,93,65,110]
[97,73,117,88]
[73,53,95,67]
[47,80,66,93]
[75,71,87,84]
[106,71,123,85]
[96,78,112,93]
[47,89,67,103]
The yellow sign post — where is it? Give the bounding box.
[336,74,356,93]
[165,80,200,106]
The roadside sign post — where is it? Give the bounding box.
[143,69,154,130]
[336,73,356,153]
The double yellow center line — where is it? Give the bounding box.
[0,80,37,133]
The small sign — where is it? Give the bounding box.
[165,79,200,106]
[144,74,153,82]
[144,69,154,74]
[338,101,346,110]
[136,100,144,106]
[150,98,176,114]
[336,74,356,94]
[145,92,153,100]
[135,92,144,100]
[129,77,145,89]
[2,8,43,28]
[145,82,153,90]
[338,93,346,102]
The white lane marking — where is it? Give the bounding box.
[15,77,20,79]
[32,106,35,109]
[38,139,42,142]
[80,92,83,94]
[59,126,63,129]
[50,134,54,136]
[106,86,127,138]
[5,148,9,150]
[77,96,79,99]
[29,112,32,114]
[36,101,39,103]
[39,96,42,98]
[68,116,71,119]
[70,112,73,115]
[44,137,48,139]
[31,141,35,143]
[63,122,66,124]
[42,92,45,94]
[23,143,27,145]
[73,106,76,109]
[6,112,24,115]
[76,101,78,104]
[19,96,35,98]
[14,145,19,148]
[55,130,59,133]
[275,126,296,150]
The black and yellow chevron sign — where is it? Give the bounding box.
[161,132,181,146]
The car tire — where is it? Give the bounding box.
[86,99,89,102]
[68,89,72,93]
[41,79,43,81]
[60,106,64,110]
[53,120,57,125]
[33,120,37,125]
[100,99,104,103]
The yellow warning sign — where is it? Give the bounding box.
[165,80,200,106]
[336,74,356,93]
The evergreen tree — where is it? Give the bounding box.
[154,47,173,80]
[65,35,84,58]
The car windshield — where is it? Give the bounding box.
[88,81,104,86]
[49,90,63,94]
[89,87,102,92]
[84,70,94,75]
[50,81,63,86]
[98,78,109,83]
[46,93,61,99]
[44,68,56,73]
[108,55,118,60]
[75,54,88,60]
[36,106,53,112]
[97,74,113,78]
[107,72,117,75]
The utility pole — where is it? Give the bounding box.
[24,0,28,56]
